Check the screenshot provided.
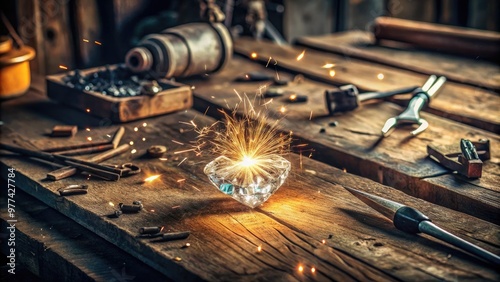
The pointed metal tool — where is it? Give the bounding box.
[381,75,446,137]
[344,186,500,266]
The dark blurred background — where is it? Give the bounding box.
[1,0,498,76]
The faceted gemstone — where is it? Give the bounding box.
[204,155,291,208]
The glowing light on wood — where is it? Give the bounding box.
[144,175,160,182]
[296,50,306,61]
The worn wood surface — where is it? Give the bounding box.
[296,31,500,91]
[234,37,500,134]
[0,184,168,281]
[1,84,499,281]
[182,56,500,224]
[46,65,193,122]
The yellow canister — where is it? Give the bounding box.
[0,36,36,100]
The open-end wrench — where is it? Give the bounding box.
[381,75,446,137]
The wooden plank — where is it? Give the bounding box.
[40,0,75,74]
[234,37,500,134]
[73,0,103,68]
[0,186,169,281]
[296,31,500,92]
[182,56,499,224]
[16,0,45,75]
[283,0,333,42]
[1,86,498,280]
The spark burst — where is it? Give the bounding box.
[197,107,291,187]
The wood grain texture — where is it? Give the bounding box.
[181,56,500,224]
[234,37,500,133]
[1,86,499,281]
[0,186,169,281]
[296,31,500,91]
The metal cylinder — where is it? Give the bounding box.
[125,22,233,78]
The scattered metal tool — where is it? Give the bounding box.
[381,75,446,137]
[156,231,191,242]
[325,84,418,115]
[236,71,274,82]
[344,186,500,266]
[0,143,122,181]
[148,145,167,157]
[58,184,88,196]
[427,139,490,178]
[103,163,141,177]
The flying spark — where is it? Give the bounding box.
[251,52,257,59]
[142,122,148,127]
[377,73,385,80]
[131,149,137,154]
[257,245,262,252]
[134,127,138,132]
[83,39,89,42]
[311,267,316,273]
[87,137,92,141]
[298,265,304,272]
[296,50,306,61]
[144,175,160,182]
[59,65,68,70]
[94,40,102,45]
[86,108,91,113]
[195,102,291,187]
[329,70,336,77]
[322,63,335,68]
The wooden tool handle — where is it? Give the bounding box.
[372,17,500,60]
[419,221,500,266]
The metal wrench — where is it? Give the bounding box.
[381,75,447,137]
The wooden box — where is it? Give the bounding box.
[46,65,192,122]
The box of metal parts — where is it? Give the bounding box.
[46,64,192,122]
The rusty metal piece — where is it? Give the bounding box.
[119,203,142,213]
[58,184,89,196]
[140,80,162,96]
[148,145,167,157]
[427,139,490,178]
[139,226,163,234]
[125,22,232,78]
[51,125,78,137]
[157,231,190,242]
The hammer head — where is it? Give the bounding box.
[325,84,360,115]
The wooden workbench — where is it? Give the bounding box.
[1,33,499,281]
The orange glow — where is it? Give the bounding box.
[296,50,306,61]
[86,108,91,113]
[144,175,160,183]
[298,265,304,272]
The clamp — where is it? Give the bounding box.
[427,139,490,178]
